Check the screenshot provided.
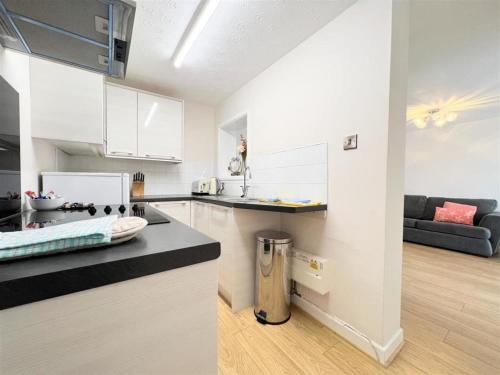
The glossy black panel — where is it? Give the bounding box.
[0,74,21,222]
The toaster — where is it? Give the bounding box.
[192,178,222,195]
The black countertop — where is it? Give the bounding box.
[132,194,328,213]
[0,208,220,310]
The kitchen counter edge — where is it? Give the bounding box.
[0,211,221,310]
[132,195,328,213]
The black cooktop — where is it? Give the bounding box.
[0,203,170,232]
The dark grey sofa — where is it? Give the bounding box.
[403,195,499,257]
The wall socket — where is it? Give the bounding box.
[343,134,358,150]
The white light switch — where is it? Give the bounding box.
[343,134,358,150]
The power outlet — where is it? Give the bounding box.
[343,134,358,150]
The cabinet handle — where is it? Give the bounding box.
[145,154,176,160]
[155,202,187,207]
[110,151,133,156]
[212,205,230,211]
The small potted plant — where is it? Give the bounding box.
[237,135,247,170]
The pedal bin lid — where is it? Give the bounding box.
[256,231,293,244]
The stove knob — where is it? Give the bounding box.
[88,206,97,216]
[119,204,126,214]
[104,205,112,214]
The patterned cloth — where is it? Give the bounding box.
[0,215,117,261]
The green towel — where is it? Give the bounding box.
[0,215,117,261]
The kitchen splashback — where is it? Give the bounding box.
[61,155,214,196]
[224,143,328,203]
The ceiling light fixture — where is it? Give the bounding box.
[407,92,498,130]
[411,108,458,129]
[172,0,220,69]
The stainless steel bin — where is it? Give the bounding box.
[254,231,293,324]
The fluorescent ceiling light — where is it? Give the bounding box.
[144,102,158,127]
[173,0,220,68]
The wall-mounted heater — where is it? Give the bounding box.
[292,249,330,295]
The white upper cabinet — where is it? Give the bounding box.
[106,85,138,157]
[104,84,183,162]
[30,57,104,145]
[138,92,183,161]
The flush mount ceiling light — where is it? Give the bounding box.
[172,0,220,69]
[406,92,498,130]
[411,108,458,129]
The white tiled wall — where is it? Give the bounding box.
[244,143,328,203]
[62,155,214,195]
[60,143,327,200]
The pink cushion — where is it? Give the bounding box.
[434,202,477,226]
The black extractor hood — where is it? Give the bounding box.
[0,0,135,79]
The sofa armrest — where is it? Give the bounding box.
[479,212,500,255]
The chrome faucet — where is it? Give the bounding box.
[240,165,252,198]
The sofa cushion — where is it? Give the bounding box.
[404,195,427,219]
[404,218,417,228]
[416,220,491,239]
[422,197,497,225]
[434,206,476,226]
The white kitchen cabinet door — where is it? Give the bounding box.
[30,57,104,144]
[150,201,191,226]
[209,204,234,303]
[191,201,210,235]
[106,85,138,157]
[138,93,183,161]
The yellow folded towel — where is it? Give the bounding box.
[257,198,322,207]
[278,200,322,207]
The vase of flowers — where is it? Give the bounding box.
[237,135,247,173]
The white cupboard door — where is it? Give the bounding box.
[30,57,104,144]
[150,201,191,226]
[191,201,210,235]
[138,93,183,161]
[106,85,138,157]
[209,204,234,302]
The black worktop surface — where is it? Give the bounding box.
[0,208,220,310]
[132,194,328,213]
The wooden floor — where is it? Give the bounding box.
[218,242,500,374]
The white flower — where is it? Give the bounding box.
[237,144,246,153]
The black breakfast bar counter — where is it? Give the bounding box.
[0,212,220,310]
[132,194,328,213]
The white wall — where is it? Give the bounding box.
[63,100,216,195]
[0,48,59,208]
[216,0,408,363]
[406,117,500,202]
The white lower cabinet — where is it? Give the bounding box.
[191,201,280,312]
[150,201,191,226]
[191,201,211,235]
[209,204,234,304]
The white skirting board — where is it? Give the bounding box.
[292,294,404,366]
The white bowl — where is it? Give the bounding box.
[29,197,65,211]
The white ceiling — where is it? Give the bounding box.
[120,0,355,105]
[407,0,499,124]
